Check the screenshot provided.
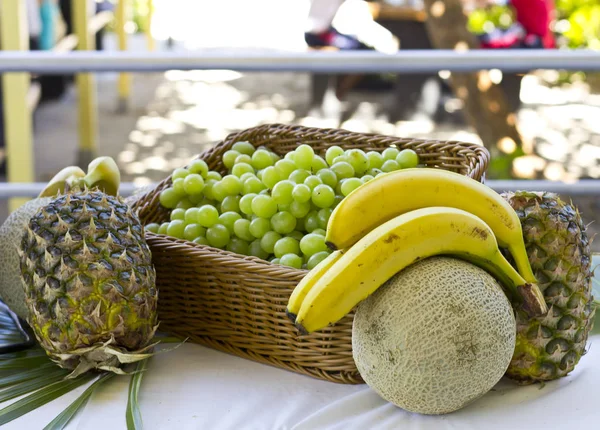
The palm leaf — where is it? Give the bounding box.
[0,363,58,389]
[43,372,115,430]
[0,372,96,426]
[0,369,71,404]
[126,358,149,430]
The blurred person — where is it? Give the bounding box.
[477,0,556,49]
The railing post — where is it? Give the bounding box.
[116,0,130,113]
[73,0,98,168]
[0,1,35,212]
[146,0,155,51]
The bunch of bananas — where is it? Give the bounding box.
[286,168,549,334]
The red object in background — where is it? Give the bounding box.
[510,0,557,48]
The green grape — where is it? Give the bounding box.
[251,195,278,218]
[145,223,160,233]
[292,183,311,203]
[172,178,186,197]
[206,224,230,248]
[278,203,291,212]
[274,237,300,258]
[232,141,255,156]
[172,167,189,181]
[259,189,270,196]
[295,216,306,232]
[288,230,305,242]
[203,179,217,200]
[256,169,264,181]
[249,217,271,239]
[317,169,338,189]
[294,144,315,170]
[288,169,311,184]
[166,220,186,238]
[193,236,210,246]
[312,228,326,236]
[226,237,250,255]
[240,172,256,183]
[211,182,228,202]
[221,195,241,213]
[367,168,383,177]
[331,162,354,180]
[311,155,328,172]
[188,159,209,177]
[325,146,344,166]
[184,223,206,241]
[307,251,331,270]
[333,155,351,166]
[219,211,242,233]
[272,180,295,205]
[189,193,205,205]
[304,211,320,233]
[158,222,169,235]
[290,200,311,218]
[221,175,242,195]
[304,175,323,189]
[361,174,374,183]
[170,208,186,221]
[159,188,180,209]
[184,207,201,224]
[240,193,256,215]
[249,239,269,260]
[223,150,241,169]
[382,159,400,173]
[317,208,333,230]
[284,152,295,162]
[206,171,222,181]
[300,233,328,256]
[396,149,420,169]
[333,194,344,207]
[346,149,369,175]
[243,176,266,194]
[197,205,220,227]
[231,162,255,178]
[271,258,280,265]
[340,177,363,196]
[270,151,281,164]
[261,166,280,189]
[176,198,194,209]
[382,147,399,160]
[235,154,252,165]
[280,253,303,269]
[251,149,274,170]
[271,211,296,234]
[183,173,205,195]
[311,184,335,209]
[260,231,282,254]
[275,159,296,179]
[233,218,254,241]
[366,151,384,169]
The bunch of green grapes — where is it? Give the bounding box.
[146,140,420,270]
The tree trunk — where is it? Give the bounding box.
[422,0,524,178]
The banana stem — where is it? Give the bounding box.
[461,252,547,317]
[508,243,538,284]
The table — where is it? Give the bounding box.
[5,330,600,430]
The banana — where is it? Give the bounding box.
[286,250,344,323]
[325,168,537,285]
[38,166,86,198]
[296,207,548,334]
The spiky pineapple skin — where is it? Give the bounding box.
[502,191,595,383]
[19,190,158,371]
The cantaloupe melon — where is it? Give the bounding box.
[0,197,52,319]
[352,257,516,415]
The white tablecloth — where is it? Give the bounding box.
[6,333,600,430]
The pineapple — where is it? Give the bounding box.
[502,191,595,383]
[19,189,158,376]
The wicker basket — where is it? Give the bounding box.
[132,123,490,384]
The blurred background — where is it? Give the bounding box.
[0,0,599,247]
